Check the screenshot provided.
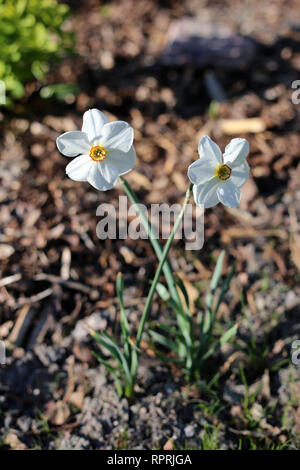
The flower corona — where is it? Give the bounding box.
[89,145,107,162]
[216,164,231,181]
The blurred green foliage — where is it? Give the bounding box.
[0,0,73,105]
[40,83,79,103]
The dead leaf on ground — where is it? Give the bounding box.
[0,244,15,260]
[219,118,266,134]
[4,431,27,450]
[45,401,71,426]
[69,386,85,410]
[163,439,174,450]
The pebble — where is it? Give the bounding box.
[184,424,195,438]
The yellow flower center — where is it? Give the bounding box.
[216,164,231,181]
[89,145,107,162]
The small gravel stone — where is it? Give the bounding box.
[72,313,107,341]
[17,416,32,433]
[184,424,195,438]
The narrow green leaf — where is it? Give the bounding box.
[156,282,171,302]
[101,332,132,386]
[130,346,138,378]
[92,352,123,396]
[155,350,182,365]
[116,272,125,308]
[149,280,193,350]
[205,250,225,311]
[149,330,179,353]
[116,272,130,360]
[219,323,238,346]
[176,277,190,310]
[201,323,238,361]
[92,351,116,373]
[91,330,130,382]
[120,176,183,311]
[210,250,226,291]
[92,331,122,362]
[214,263,236,316]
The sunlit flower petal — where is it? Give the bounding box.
[198,135,222,164]
[82,109,109,142]
[108,147,136,175]
[230,160,250,187]
[188,157,216,185]
[56,131,90,157]
[217,180,241,208]
[101,121,134,153]
[193,179,220,208]
[87,161,117,191]
[65,155,92,181]
[223,138,249,166]
[99,160,119,187]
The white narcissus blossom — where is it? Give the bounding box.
[56,109,136,191]
[188,135,250,208]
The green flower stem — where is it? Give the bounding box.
[120,176,182,309]
[136,183,193,349]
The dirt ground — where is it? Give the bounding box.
[0,0,300,449]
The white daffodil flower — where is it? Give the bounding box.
[188,135,250,208]
[56,109,136,191]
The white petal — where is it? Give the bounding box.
[99,160,119,185]
[87,161,118,191]
[188,157,216,185]
[223,138,249,165]
[82,109,109,142]
[108,146,136,175]
[100,121,134,153]
[56,131,90,157]
[198,135,222,164]
[217,180,241,208]
[193,179,219,208]
[230,160,250,187]
[66,155,92,181]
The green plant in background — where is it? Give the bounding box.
[150,250,237,380]
[39,83,79,104]
[0,0,73,105]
